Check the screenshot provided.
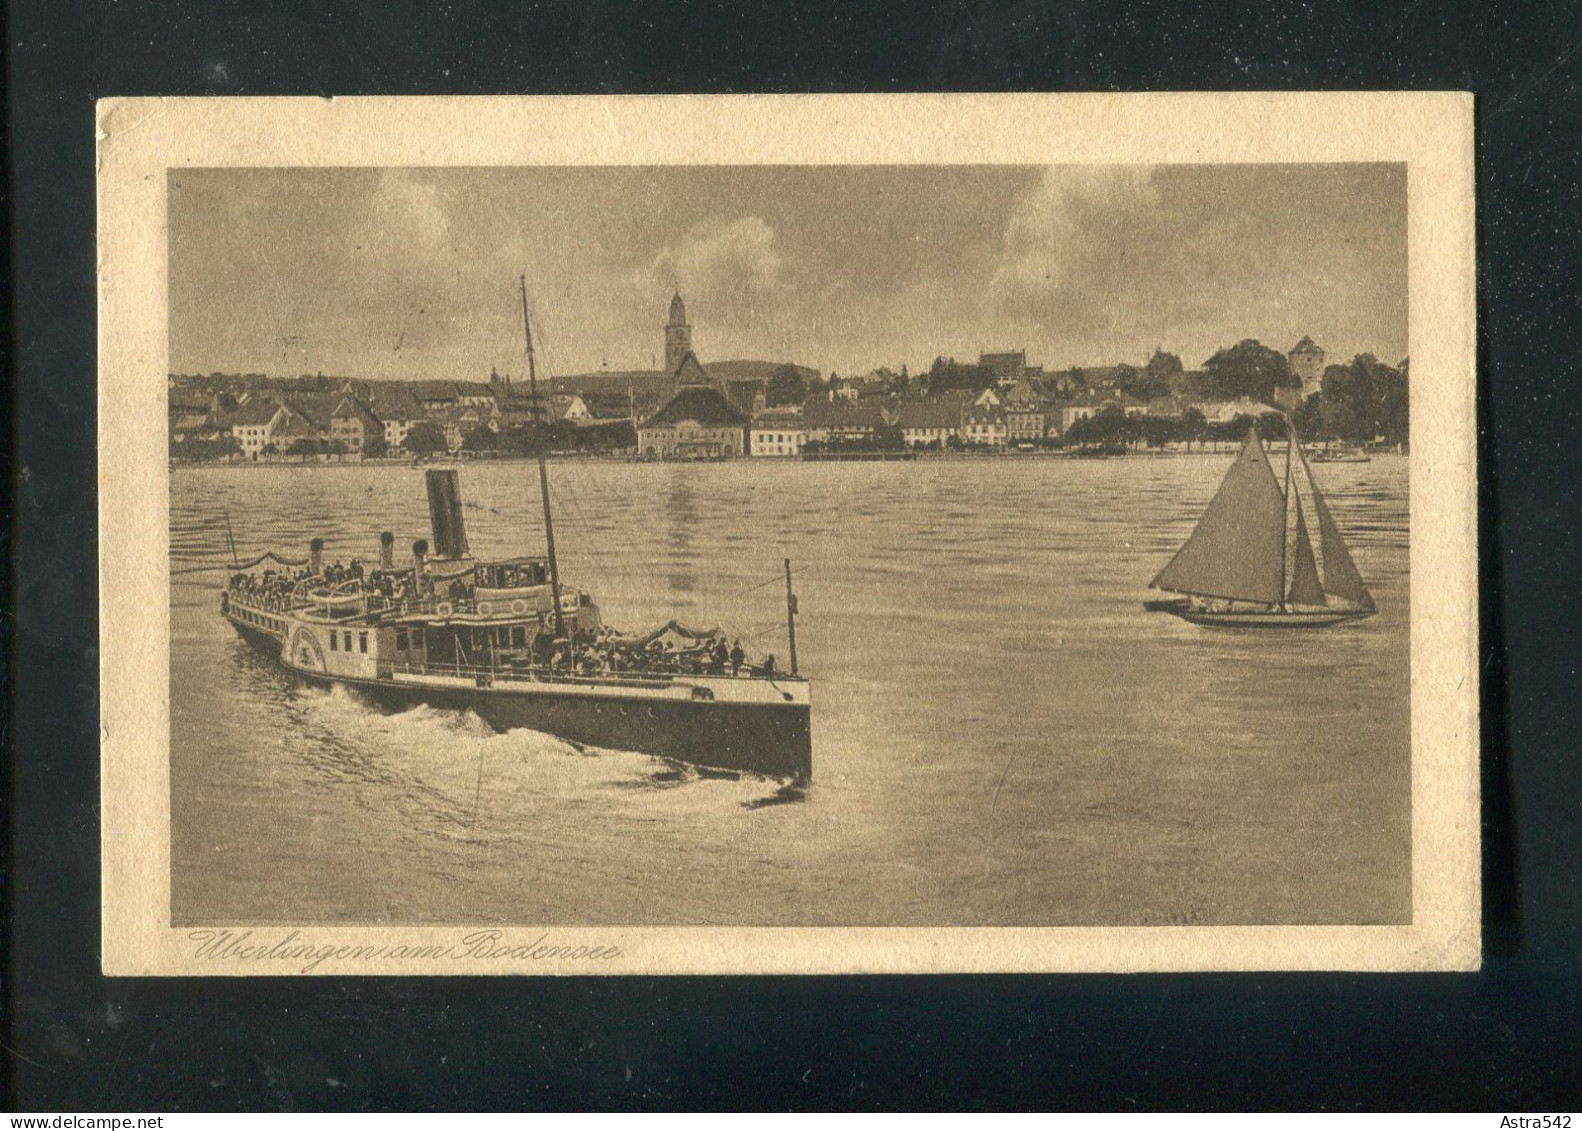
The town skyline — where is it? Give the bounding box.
[170,164,1408,382]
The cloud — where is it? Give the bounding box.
[989,166,1163,325]
[348,169,458,262]
[648,215,786,305]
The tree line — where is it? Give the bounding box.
[1297,355,1409,444]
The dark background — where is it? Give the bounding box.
[7,0,1580,1111]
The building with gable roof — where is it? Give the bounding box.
[963,404,1008,448]
[283,392,350,440]
[328,396,384,454]
[671,351,710,387]
[1002,376,1052,406]
[415,381,462,412]
[549,393,591,422]
[638,384,750,459]
[368,387,424,453]
[170,412,220,443]
[431,404,492,453]
[272,409,323,455]
[225,400,288,458]
[979,350,1028,386]
[454,381,496,408]
[802,399,885,445]
[895,401,962,449]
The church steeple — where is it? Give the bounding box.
[664,291,692,374]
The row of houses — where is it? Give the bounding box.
[174,332,1327,461]
[170,378,608,459]
[179,375,1283,463]
[755,390,1273,455]
[633,379,1281,459]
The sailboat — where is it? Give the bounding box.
[1144,422,1377,628]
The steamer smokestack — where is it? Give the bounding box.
[425,469,470,559]
[309,537,324,575]
[379,531,394,571]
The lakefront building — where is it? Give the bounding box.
[963,405,1009,448]
[227,400,287,458]
[329,396,383,453]
[1004,404,1047,445]
[802,400,884,445]
[638,385,750,459]
[895,402,962,449]
[749,410,808,457]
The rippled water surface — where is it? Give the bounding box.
[170,453,1410,927]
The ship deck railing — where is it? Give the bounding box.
[229,591,535,623]
[224,589,297,616]
[379,658,798,688]
[244,590,586,622]
[381,658,680,690]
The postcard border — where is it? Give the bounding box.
[97,92,1478,974]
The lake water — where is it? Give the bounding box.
[169,453,1410,927]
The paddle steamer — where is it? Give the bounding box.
[220,279,812,779]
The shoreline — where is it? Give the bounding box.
[171,447,1406,470]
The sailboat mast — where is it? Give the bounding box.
[520,275,565,639]
[1279,418,1295,612]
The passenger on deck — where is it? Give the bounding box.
[730,640,745,677]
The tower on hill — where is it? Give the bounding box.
[665,292,693,374]
[1288,336,1325,396]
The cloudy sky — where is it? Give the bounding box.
[169,163,1406,381]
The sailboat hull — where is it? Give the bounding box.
[1143,598,1375,628]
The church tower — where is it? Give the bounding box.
[664,291,692,374]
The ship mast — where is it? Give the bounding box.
[1279,415,1295,613]
[519,275,565,639]
[784,557,799,676]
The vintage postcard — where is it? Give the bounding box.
[98,93,1478,974]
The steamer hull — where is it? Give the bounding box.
[224,606,813,780]
[470,688,811,779]
[220,457,814,782]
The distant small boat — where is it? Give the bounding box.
[1309,447,1371,464]
[1145,425,1377,628]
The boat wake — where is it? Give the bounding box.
[289,682,801,823]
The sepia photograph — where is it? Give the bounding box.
[98,94,1478,973]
